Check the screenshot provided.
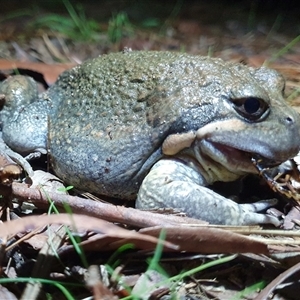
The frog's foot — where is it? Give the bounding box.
[239,199,281,226]
[239,199,278,213]
[136,159,281,226]
[0,137,34,177]
[24,150,45,161]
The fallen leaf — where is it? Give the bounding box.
[140,226,269,254]
[0,60,76,85]
[0,214,178,251]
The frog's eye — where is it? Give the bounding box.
[231,97,269,121]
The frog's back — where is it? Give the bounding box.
[48,50,219,119]
[46,52,207,197]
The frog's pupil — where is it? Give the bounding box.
[244,97,260,114]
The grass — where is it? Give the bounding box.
[287,88,300,102]
[264,34,300,65]
[0,0,98,41]
[46,187,89,268]
[159,0,183,35]
[247,1,257,32]
[232,280,267,300]
[29,2,152,43]
[107,12,134,43]
[0,277,81,300]
[30,0,101,42]
[0,0,183,45]
[266,14,284,41]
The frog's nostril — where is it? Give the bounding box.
[285,116,294,124]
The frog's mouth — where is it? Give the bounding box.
[195,118,299,170]
[250,153,283,168]
[205,141,283,175]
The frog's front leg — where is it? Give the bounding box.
[136,159,281,226]
[0,76,48,163]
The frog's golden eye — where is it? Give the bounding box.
[231,97,269,121]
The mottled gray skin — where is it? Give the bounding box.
[1,51,300,225]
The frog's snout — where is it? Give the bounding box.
[283,110,300,157]
[284,112,299,127]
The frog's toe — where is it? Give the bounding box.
[240,198,278,212]
[239,199,282,226]
[238,210,282,227]
[0,138,34,177]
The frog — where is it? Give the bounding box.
[1,50,300,226]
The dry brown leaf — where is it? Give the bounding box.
[86,265,118,300]
[245,55,268,67]
[21,224,63,250]
[0,214,178,251]
[131,270,170,300]
[0,59,76,84]
[140,226,269,254]
[284,206,300,230]
[0,149,22,186]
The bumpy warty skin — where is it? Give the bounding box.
[1,50,300,225]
